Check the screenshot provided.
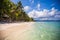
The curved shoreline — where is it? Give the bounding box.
[0,22,35,40]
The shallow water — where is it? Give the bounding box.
[33,22,60,40]
[21,22,60,40]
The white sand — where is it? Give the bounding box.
[0,22,34,40]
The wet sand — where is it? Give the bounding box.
[0,22,34,40]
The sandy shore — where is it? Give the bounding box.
[0,22,34,40]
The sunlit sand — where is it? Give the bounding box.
[0,22,34,40]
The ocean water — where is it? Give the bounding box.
[21,22,60,40]
[33,22,60,40]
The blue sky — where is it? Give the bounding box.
[11,0,60,20]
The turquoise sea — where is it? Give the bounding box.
[24,22,60,40]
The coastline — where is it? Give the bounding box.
[0,22,34,40]
[0,22,59,40]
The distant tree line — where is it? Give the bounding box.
[0,0,33,22]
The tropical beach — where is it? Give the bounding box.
[0,0,60,40]
[0,22,60,40]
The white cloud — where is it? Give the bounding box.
[28,9,49,18]
[49,7,57,16]
[55,15,60,18]
[28,7,60,20]
[37,3,40,10]
[24,6,30,11]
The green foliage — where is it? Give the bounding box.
[0,0,33,22]
[0,0,11,20]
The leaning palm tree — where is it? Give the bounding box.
[0,0,11,21]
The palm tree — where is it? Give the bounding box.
[0,0,34,22]
[0,0,11,21]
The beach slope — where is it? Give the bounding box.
[0,22,34,40]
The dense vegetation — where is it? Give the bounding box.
[0,0,33,22]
